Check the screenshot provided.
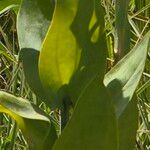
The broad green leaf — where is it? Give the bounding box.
[0,0,20,14]
[104,30,150,149]
[0,91,57,150]
[68,0,107,105]
[118,96,138,150]
[114,0,130,59]
[17,0,55,106]
[104,30,150,117]
[39,0,81,105]
[53,77,118,150]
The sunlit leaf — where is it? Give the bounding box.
[104,30,150,117]
[39,0,81,106]
[17,0,55,106]
[104,30,150,149]
[0,91,57,150]
[68,0,107,105]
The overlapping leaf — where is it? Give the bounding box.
[0,91,57,150]
[17,0,55,106]
[104,30,150,117]
[68,0,107,105]
[104,30,150,149]
[53,77,118,150]
[39,0,81,106]
[51,1,118,149]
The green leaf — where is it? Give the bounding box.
[0,91,57,150]
[39,0,81,105]
[118,96,138,150]
[0,0,20,14]
[68,0,107,105]
[53,77,118,150]
[104,30,150,117]
[17,0,55,106]
[104,30,150,149]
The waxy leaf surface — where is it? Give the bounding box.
[104,30,150,149]
[17,0,54,106]
[104,30,150,117]
[0,91,57,150]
